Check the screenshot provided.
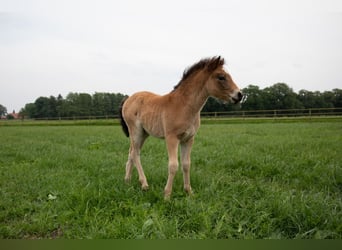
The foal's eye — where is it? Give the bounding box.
[217,75,226,81]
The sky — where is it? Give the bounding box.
[1,0,342,112]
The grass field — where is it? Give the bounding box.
[0,120,341,239]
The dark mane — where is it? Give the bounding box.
[172,56,225,91]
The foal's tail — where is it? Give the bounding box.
[119,97,129,137]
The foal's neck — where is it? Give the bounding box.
[171,72,209,114]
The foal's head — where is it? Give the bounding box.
[205,57,243,104]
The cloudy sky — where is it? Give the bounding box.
[1,0,342,112]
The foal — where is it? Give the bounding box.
[119,56,243,199]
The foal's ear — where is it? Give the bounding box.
[207,56,224,72]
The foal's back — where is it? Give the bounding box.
[122,91,169,138]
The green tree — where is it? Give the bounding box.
[56,94,64,117]
[92,92,106,116]
[34,97,49,118]
[241,85,265,110]
[298,90,329,108]
[62,93,80,117]
[322,91,335,108]
[263,83,302,109]
[92,92,128,116]
[332,89,342,107]
[109,93,128,115]
[77,93,92,116]
[20,103,36,118]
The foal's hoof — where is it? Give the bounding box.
[164,190,171,201]
[164,194,171,201]
[184,186,193,195]
[141,184,149,191]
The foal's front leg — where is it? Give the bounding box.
[181,138,194,195]
[164,136,180,199]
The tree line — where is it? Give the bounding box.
[3,83,341,119]
[19,92,128,119]
[202,83,342,113]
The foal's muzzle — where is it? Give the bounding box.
[232,91,243,104]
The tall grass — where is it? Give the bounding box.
[0,121,341,238]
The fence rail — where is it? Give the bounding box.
[201,107,342,118]
[33,115,119,121]
[2,108,342,123]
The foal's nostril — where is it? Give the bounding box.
[232,91,243,104]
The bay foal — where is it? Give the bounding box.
[119,56,243,199]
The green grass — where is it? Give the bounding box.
[0,121,341,239]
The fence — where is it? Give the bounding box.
[201,107,342,119]
[33,115,119,121]
[4,108,342,122]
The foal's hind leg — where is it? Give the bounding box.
[124,145,134,183]
[124,131,149,190]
